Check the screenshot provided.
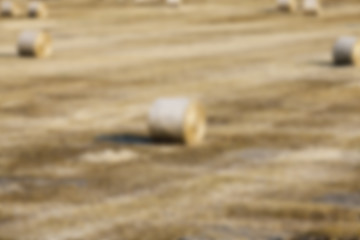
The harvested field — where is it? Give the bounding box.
[1,0,360,239]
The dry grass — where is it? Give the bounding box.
[226,200,360,221]
[1,0,360,239]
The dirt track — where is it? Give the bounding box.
[1,0,360,239]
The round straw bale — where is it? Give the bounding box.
[148,98,206,145]
[333,36,360,66]
[302,0,322,16]
[17,30,52,58]
[28,1,48,18]
[1,1,21,17]
[277,0,297,12]
[166,0,181,7]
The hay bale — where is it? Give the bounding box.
[333,36,360,66]
[302,0,322,16]
[148,98,206,145]
[28,1,48,18]
[17,30,52,58]
[166,0,181,7]
[1,0,21,17]
[277,0,297,12]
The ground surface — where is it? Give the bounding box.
[1,0,360,239]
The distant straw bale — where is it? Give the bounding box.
[28,1,48,18]
[148,98,206,145]
[1,0,21,17]
[333,36,360,66]
[18,30,52,58]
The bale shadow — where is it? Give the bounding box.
[262,7,280,15]
[96,134,153,145]
[261,7,293,16]
[310,60,351,68]
[96,134,182,146]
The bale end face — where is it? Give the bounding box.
[148,98,206,146]
[352,43,360,67]
[17,31,52,58]
[182,102,206,145]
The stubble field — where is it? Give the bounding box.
[1,0,360,239]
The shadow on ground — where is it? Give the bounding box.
[310,60,355,68]
[96,134,153,145]
[95,133,184,146]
